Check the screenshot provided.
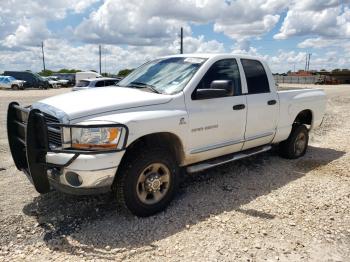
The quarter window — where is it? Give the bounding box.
[241,59,270,94]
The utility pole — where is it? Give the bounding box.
[99,45,102,74]
[305,54,308,72]
[305,53,312,72]
[180,27,183,54]
[41,41,46,72]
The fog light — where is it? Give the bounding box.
[65,171,83,187]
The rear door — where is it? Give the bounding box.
[240,59,278,150]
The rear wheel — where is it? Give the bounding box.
[279,124,309,159]
[114,147,180,217]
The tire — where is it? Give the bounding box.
[279,124,309,159]
[11,85,19,90]
[114,147,180,217]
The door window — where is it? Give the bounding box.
[193,59,242,99]
[105,80,117,86]
[241,59,270,94]
[95,80,105,87]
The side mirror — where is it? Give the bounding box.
[210,80,234,95]
[193,80,234,100]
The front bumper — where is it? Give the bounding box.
[48,166,118,195]
[7,102,128,195]
[46,151,125,194]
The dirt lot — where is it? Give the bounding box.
[0,85,349,261]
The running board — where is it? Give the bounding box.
[186,145,272,173]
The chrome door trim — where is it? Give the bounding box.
[190,138,244,154]
[245,131,274,142]
[190,131,274,154]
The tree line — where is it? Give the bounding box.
[38,68,134,77]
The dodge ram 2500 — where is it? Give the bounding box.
[7,54,326,217]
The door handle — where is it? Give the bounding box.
[267,100,277,105]
[233,104,245,110]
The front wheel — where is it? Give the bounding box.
[114,147,180,217]
[279,124,309,159]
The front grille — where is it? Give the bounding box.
[43,113,62,148]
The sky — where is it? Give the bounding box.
[0,0,349,73]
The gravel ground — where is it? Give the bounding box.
[0,85,349,261]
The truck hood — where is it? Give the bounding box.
[32,86,172,121]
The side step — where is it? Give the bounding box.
[186,145,272,173]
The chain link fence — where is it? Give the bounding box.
[273,75,324,84]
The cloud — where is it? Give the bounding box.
[74,0,286,46]
[2,18,50,48]
[0,35,227,73]
[0,0,100,47]
[274,1,350,40]
[1,0,350,74]
[214,14,280,39]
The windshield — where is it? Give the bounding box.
[33,72,45,81]
[117,57,206,94]
[76,80,90,87]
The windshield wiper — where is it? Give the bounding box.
[127,81,161,94]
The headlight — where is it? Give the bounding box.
[63,125,127,150]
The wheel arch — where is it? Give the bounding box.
[122,132,185,166]
[293,109,313,127]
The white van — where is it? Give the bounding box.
[75,71,102,83]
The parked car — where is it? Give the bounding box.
[4,71,50,89]
[47,76,69,87]
[43,77,59,88]
[54,73,75,86]
[75,71,102,83]
[72,77,120,91]
[0,76,26,90]
[7,54,326,217]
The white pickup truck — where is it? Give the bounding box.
[7,54,326,217]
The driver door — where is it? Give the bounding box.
[186,59,247,162]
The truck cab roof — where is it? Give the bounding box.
[162,53,265,61]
